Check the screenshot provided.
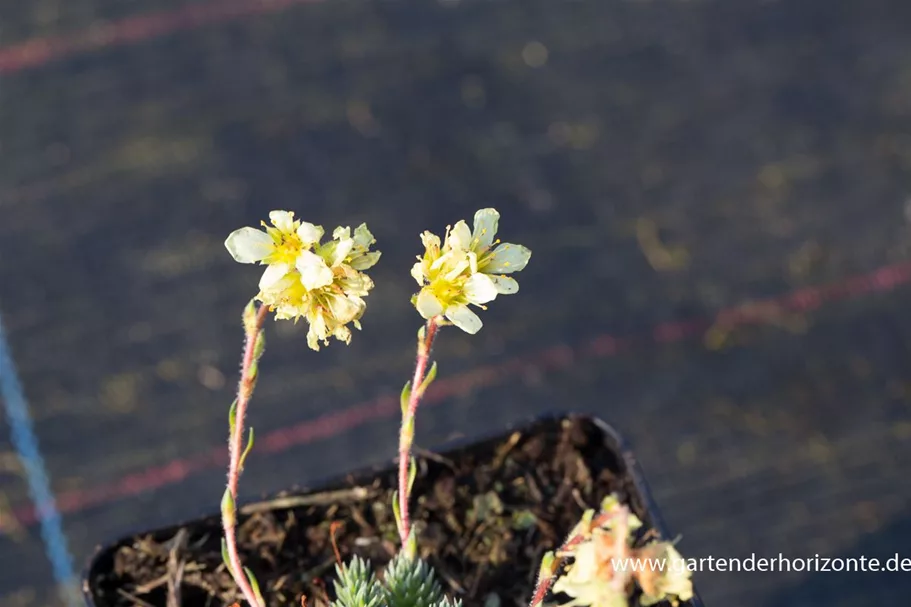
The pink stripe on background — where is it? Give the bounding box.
[5,260,911,527]
[0,0,321,75]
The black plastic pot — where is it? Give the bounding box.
[83,414,704,607]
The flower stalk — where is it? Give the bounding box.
[222,301,269,607]
[528,510,615,607]
[396,317,440,556]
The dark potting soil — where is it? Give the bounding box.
[89,417,679,607]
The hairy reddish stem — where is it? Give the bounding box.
[528,510,614,607]
[397,317,440,551]
[224,303,269,607]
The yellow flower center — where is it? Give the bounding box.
[264,232,305,266]
[426,274,468,308]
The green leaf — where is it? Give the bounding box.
[417,361,438,397]
[404,528,417,561]
[392,491,402,536]
[538,551,556,579]
[221,538,233,573]
[407,458,418,494]
[239,428,255,471]
[400,381,412,417]
[417,325,426,342]
[221,489,236,526]
[401,416,415,443]
[242,300,257,334]
[228,400,238,434]
[253,331,266,361]
[244,567,265,605]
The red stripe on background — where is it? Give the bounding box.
[0,0,321,75]
[7,260,911,527]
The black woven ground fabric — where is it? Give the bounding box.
[2,0,911,605]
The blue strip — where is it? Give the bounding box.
[0,313,79,606]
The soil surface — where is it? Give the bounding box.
[89,417,680,607]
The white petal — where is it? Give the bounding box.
[332,225,351,241]
[296,222,324,245]
[468,250,478,274]
[420,231,441,251]
[258,262,291,290]
[443,252,471,281]
[471,208,499,251]
[269,210,295,233]
[489,274,519,294]
[225,227,273,263]
[332,238,354,267]
[326,294,362,323]
[350,251,381,270]
[415,289,444,319]
[445,305,482,334]
[447,220,472,252]
[411,261,427,286]
[295,250,334,290]
[483,243,531,274]
[306,323,325,351]
[353,223,375,248]
[463,273,498,305]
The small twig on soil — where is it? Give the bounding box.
[135,563,205,595]
[524,473,543,503]
[166,529,188,607]
[240,486,376,514]
[413,446,457,471]
[433,563,466,595]
[115,588,156,607]
[301,556,338,584]
[571,489,588,511]
[330,521,345,565]
[470,552,492,598]
[491,432,522,470]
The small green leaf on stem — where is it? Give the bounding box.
[417,325,426,342]
[581,508,594,527]
[404,527,417,561]
[407,457,418,494]
[221,538,233,574]
[538,551,556,579]
[417,361,438,397]
[239,428,255,471]
[400,381,412,417]
[253,331,266,361]
[229,400,238,434]
[392,491,403,535]
[401,416,415,444]
[243,300,257,335]
[244,567,265,605]
[221,488,236,527]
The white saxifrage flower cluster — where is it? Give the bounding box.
[410,208,531,334]
[225,210,380,350]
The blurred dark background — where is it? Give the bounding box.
[2,0,911,605]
